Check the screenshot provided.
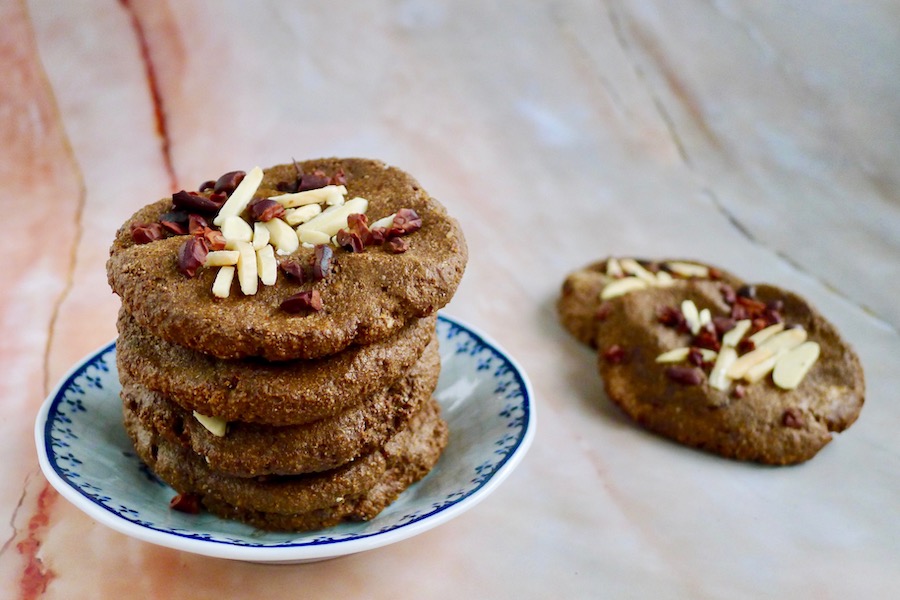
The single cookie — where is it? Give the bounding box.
[121,336,440,476]
[558,257,742,347]
[124,396,448,531]
[595,281,864,464]
[107,158,467,361]
[116,309,436,426]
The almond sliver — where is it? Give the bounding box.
[296,197,369,238]
[213,166,263,226]
[600,276,647,300]
[193,411,227,437]
[221,215,253,243]
[709,346,737,391]
[211,265,235,298]
[606,257,624,278]
[722,319,752,347]
[252,222,270,250]
[656,347,691,363]
[682,300,701,335]
[773,341,820,389]
[205,250,239,267]
[234,240,258,295]
[619,258,656,284]
[256,244,277,286]
[748,322,785,346]
[269,185,347,208]
[284,204,322,226]
[666,261,711,278]
[264,217,300,255]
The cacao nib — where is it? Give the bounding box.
[130,222,165,244]
[346,213,376,245]
[198,180,216,192]
[203,229,226,251]
[188,214,210,234]
[336,229,365,253]
[708,267,723,280]
[172,189,224,214]
[687,347,705,367]
[248,198,286,222]
[782,408,804,429]
[330,167,347,186]
[389,208,423,236]
[712,316,737,337]
[657,305,686,330]
[177,236,209,277]
[367,227,386,246]
[738,338,756,353]
[387,237,409,253]
[720,284,737,305]
[737,284,756,299]
[312,244,333,280]
[213,170,246,195]
[298,171,330,192]
[281,290,323,313]
[280,260,307,282]
[602,345,626,364]
[665,366,703,386]
[159,210,190,235]
[732,384,747,399]
[693,323,721,352]
[169,493,201,514]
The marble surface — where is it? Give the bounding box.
[2,1,898,598]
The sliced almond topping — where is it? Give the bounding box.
[325,189,346,206]
[654,270,675,287]
[211,265,235,298]
[296,196,369,238]
[213,166,263,226]
[656,347,691,363]
[698,348,718,362]
[600,276,648,300]
[204,250,240,267]
[727,328,806,379]
[370,213,397,230]
[619,258,656,284]
[298,229,332,246]
[263,217,300,255]
[748,322,785,346]
[256,244,277,286]
[758,327,807,354]
[699,308,712,328]
[727,346,775,379]
[666,261,710,278]
[606,257,624,278]
[682,300,701,335]
[220,215,253,243]
[773,341,820,389]
[709,346,738,391]
[234,240,258,295]
[269,185,347,208]
[743,353,779,383]
[283,204,322,226]
[193,411,227,437]
[252,222,270,250]
[722,319,752,347]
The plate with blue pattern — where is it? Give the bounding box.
[35,314,535,563]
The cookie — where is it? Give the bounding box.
[124,396,448,531]
[107,157,467,361]
[116,309,436,426]
[121,336,440,476]
[595,281,865,464]
[558,257,742,347]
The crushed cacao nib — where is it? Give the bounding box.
[330,167,347,186]
[367,227,386,246]
[738,338,756,353]
[731,383,747,399]
[720,284,737,305]
[172,189,225,214]
[657,305,687,331]
[388,208,423,236]
[782,408,804,429]
[159,210,190,235]
[708,267,723,280]
[737,284,756,299]
[177,236,209,277]
[602,344,626,364]
[280,260,307,283]
[169,493,201,514]
[387,237,409,253]
[298,170,330,192]
[712,316,736,337]
[687,347,705,367]
[281,290,323,313]
[202,229,226,251]
[312,244,333,280]
[336,229,365,253]
[665,366,703,386]
[692,323,721,352]
[248,198,286,222]
[213,170,246,195]
[198,180,216,193]
[346,213,374,244]
[188,214,210,234]
[130,222,165,244]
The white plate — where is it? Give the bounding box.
[35,314,535,563]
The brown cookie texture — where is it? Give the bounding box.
[107,157,467,361]
[558,257,742,348]
[116,309,436,426]
[596,281,865,465]
[124,396,448,531]
[121,336,440,477]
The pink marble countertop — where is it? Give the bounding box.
[3,1,899,598]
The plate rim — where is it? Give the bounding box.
[35,313,536,562]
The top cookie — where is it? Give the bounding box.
[557,257,743,347]
[107,158,467,361]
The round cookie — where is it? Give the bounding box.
[558,257,742,348]
[595,281,865,464]
[124,396,448,531]
[116,309,436,425]
[107,158,468,361]
[121,337,440,476]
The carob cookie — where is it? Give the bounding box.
[124,396,449,531]
[558,257,742,348]
[594,280,864,464]
[107,157,467,361]
[116,309,437,426]
[121,337,441,476]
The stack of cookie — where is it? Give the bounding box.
[107,158,467,530]
[558,257,864,465]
